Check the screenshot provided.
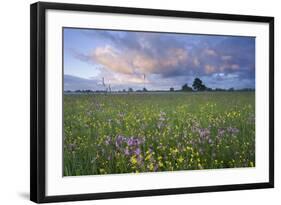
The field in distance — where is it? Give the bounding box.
[63,92,255,176]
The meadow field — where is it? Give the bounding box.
[63,92,255,176]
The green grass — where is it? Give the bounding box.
[63,92,255,176]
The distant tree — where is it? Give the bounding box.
[170,87,175,92]
[128,88,133,92]
[192,78,207,91]
[228,87,234,92]
[182,84,193,92]
[238,88,255,92]
[215,88,226,92]
[122,89,126,92]
[143,87,148,92]
[84,89,93,93]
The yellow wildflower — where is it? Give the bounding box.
[178,156,184,163]
[148,163,154,171]
[145,153,152,161]
[130,155,138,165]
[250,162,254,167]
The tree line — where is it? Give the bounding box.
[176,77,254,92]
[64,78,254,93]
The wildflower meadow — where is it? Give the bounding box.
[63,92,255,176]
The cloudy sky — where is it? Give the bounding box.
[64,28,255,91]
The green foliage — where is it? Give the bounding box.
[181,84,193,92]
[64,92,255,176]
[192,78,207,91]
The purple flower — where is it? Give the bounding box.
[134,148,141,156]
[198,128,210,139]
[114,135,145,158]
[115,135,125,147]
[127,137,142,147]
[227,127,239,135]
[124,148,130,156]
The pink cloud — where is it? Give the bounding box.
[204,64,216,74]
[91,46,133,74]
[91,45,190,76]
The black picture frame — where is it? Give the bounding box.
[30,1,274,203]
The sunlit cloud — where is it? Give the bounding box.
[204,64,216,74]
[91,46,133,74]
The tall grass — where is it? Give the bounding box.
[64,92,255,176]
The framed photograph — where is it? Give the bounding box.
[30,2,274,203]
